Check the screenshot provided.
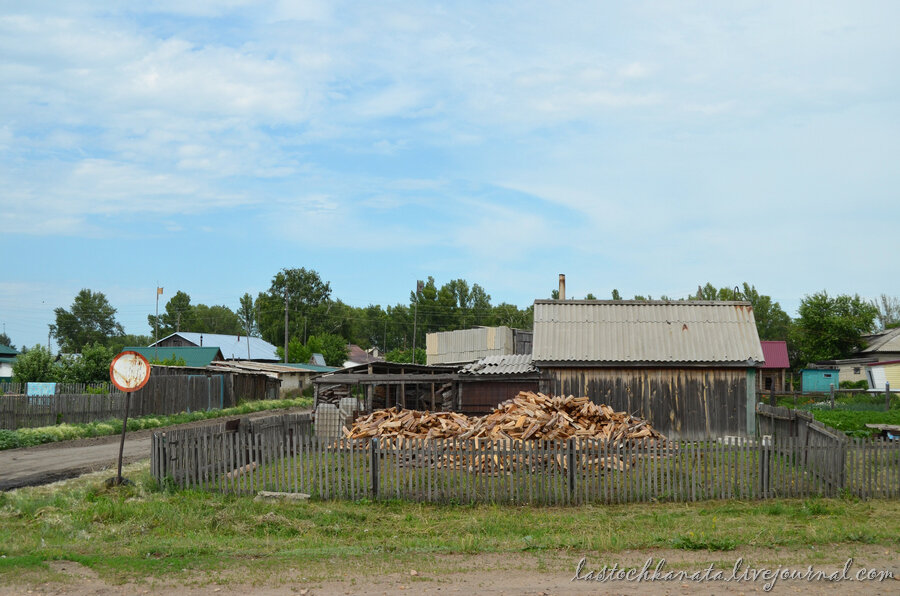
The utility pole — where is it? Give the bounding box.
[284,286,289,364]
[412,280,423,364]
[155,285,162,362]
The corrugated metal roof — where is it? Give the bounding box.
[426,326,515,364]
[532,300,764,364]
[861,327,900,354]
[0,345,17,356]
[759,341,790,369]
[460,354,536,375]
[209,360,338,375]
[151,332,279,361]
[125,346,223,368]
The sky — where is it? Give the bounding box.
[1,1,899,351]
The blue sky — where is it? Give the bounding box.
[1,1,898,350]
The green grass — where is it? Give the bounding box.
[808,410,900,438]
[0,463,898,585]
[0,397,312,450]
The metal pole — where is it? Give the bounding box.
[412,299,417,364]
[830,383,835,409]
[116,391,131,484]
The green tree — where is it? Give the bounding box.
[193,304,243,335]
[12,345,56,383]
[0,332,14,351]
[238,293,258,337]
[51,289,124,353]
[691,282,791,340]
[107,334,153,354]
[384,347,426,365]
[275,333,348,366]
[257,268,332,347]
[611,289,622,300]
[56,342,116,384]
[148,290,196,337]
[790,291,878,366]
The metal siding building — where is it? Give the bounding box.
[800,369,839,393]
[458,354,540,414]
[532,300,763,439]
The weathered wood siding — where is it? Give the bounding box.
[540,367,752,439]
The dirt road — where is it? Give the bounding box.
[0,406,309,490]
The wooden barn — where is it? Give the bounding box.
[532,299,764,439]
[457,354,540,414]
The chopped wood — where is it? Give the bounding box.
[345,391,666,445]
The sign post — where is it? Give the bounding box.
[107,351,151,486]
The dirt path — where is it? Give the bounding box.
[3,548,897,595]
[0,406,310,490]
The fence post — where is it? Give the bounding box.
[758,439,771,498]
[886,382,891,413]
[567,438,576,503]
[830,384,835,409]
[371,437,379,500]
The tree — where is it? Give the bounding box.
[52,289,124,353]
[107,334,153,354]
[193,304,243,335]
[238,293,258,337]
[0,332,14,351]
[384,347,426,365]
[148,291,195,337]
[873,294,900,331]
[691,282,791,340]
[275,333,348,366]
[257,268,332,347]
[611,289,622,300]
[790,291,878,366]
[56,342,116,384]
[12,345,56,382]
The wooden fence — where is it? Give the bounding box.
[0,374,226,430]
[151,429,900,503]
[0,382,118,395]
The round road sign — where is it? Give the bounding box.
[109,351,151,392]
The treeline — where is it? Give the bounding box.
[7,271,899,379]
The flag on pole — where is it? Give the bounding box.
[157,287,164,295]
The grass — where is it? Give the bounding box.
[0,397,312,450]
[0,462,898,586]
[768,392,900,437]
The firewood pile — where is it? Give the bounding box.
[345,391,665,445]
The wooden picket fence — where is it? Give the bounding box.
[0,382,118,396]
[151,428,900,503]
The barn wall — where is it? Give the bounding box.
[540,367,752,439]
[459,379,540,414]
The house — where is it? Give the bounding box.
[456,354,540,414]
[532,299,764,439]
[149,332,279,362]
[125,346,225,368]
[859,327,900,362]
[343,344,384,368]
[758,341,790,392]
[0,345,17,381]
[865,360,900,392]
[425,326,533,365]
[207,360,338,397]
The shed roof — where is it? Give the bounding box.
[460,354,537,376]
[532,300,764,365]
[150,332,279,361]
[759,341,790,369]
[0,345,18,357]
[125,346,224,368]
[861,328,900,354]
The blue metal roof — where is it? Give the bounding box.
[151,332,280,361]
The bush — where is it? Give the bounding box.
[840,380,869,390]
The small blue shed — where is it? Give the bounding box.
[800,368,839,393]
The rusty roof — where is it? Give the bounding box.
[532,300,764,365]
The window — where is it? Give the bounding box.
[764,377,773,389]
[824,373,832,378]
[853,367,861,374]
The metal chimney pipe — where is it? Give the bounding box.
[558,274,566,300]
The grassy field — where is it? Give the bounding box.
[0,396,312,450]
[1,462,898,586]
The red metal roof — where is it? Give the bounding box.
[759,341,790,369]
